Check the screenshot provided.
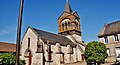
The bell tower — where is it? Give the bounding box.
[58,0,81,36]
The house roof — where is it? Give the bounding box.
[98,20,120,37]
[0,42,16,52]
[30,27,76,47]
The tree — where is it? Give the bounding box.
[85,41,108,64]
[0,53,25,65]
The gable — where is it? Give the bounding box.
[58,11,71,19]
[22,27,38,42]
[73,11,80,18]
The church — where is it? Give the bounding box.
[20,1,86,65]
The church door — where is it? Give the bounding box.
[62,54,64,63]
[29,52,32,65]
[81,54,84,61]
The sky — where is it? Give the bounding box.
[0,0,120,44]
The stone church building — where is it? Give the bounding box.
[98,21,120,62]
[20,1,86,65]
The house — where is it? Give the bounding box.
[98,21,120,63]
[0,42,16,53]
[20,1,86,65]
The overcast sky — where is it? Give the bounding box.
[0,0,120,43]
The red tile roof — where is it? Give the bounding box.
[0,42,16,52]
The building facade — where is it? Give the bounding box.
[20,1,86,65]
[98,21,120,63]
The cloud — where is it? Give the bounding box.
[0,26,16,36]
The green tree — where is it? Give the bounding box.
[85,41,108,64]
[0,53,25,65]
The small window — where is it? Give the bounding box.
[107,48,111,56]
[104,36,108,43]
[65,23,67,30]
[62,24,64,30]
[75,22,78,29]
[114,34,119,42]
[28,38,30,47]
[47,45,52,61]
[68,22,70,26]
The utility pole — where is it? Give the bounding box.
[16,0,24,65]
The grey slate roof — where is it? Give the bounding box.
[31,27,76,47]
[64,0,73,13]
[58,1,80,19]
[98,20,120,37]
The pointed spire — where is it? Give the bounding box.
[64,0,73,13]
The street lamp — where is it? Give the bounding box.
[16,0,24,65]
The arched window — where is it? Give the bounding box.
[48,45,52,61]
[46,41,52,61]
[72,22,75,29]
[74,22,77,29]
[28,38,30,48]
[75,19,79,30]
[62,24,64,30]
[61,19,70,31]
[68,22,70,26]
[68,22,70,29]
[75,22,78,29]
[65,23,67,30]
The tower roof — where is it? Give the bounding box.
[64,0,73,13]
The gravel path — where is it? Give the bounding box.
[64,61,87,65]
[64,61,115,65]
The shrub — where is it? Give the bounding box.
[85,41,108,63]
[0,53,25,65]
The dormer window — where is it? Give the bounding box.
[114,34,119,42]
[104,36,108,43]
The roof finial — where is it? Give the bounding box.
[67,0,68,2]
